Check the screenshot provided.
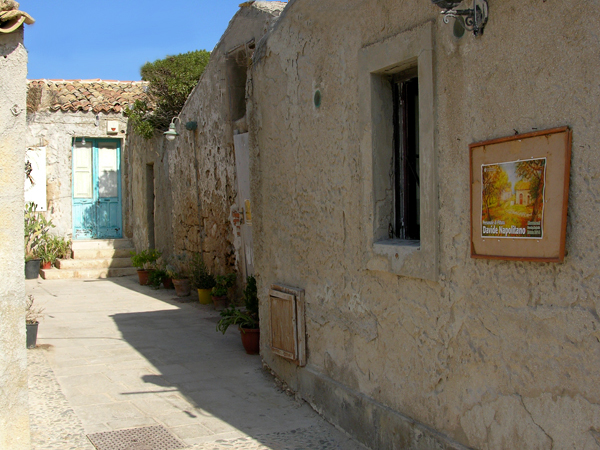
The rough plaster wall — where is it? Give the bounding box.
[0,28,30,449]
[251,0,600,448]
[124,129,174,255]
[25,110,128,237]
[125,5,283,276]
[169,5,283,275]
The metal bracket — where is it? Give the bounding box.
[440,0,488,36]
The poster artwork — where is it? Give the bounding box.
[481,157,546,239]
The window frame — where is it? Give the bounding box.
[358,22,438,281]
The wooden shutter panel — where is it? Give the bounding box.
[269,284,306,366]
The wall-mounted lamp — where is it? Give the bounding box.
[164,117,199,140]
[431,0,488,37]
[164,117,180,141]
[81,137,86,145]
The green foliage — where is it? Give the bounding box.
[130,249,162,270]
[37,235,72,265]
[47,235,71,259]
[216,306,258,334]
[126,50,210,139]
[211,273,236,297]
[216,276,259,334]
[190,253,215,289]
[165,264,182,280]
[243,275,258,318]
[166,254,190,279]
[148,269,167,289]
[24,202,54,260]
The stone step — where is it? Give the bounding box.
[57,257,133,270]
[72,248,134,260]
[71,239,134,250]
[40,267,137,280]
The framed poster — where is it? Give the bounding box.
[470,127,571,261]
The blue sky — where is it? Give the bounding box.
[23,1,284,81]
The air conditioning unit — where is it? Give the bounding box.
[269,284,306,366]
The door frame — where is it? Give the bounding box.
[71,137,123,240]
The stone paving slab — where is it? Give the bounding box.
[28,346,95,450]
[26,276,368,450]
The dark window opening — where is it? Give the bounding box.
[227,48,249,123]
[392,75,420,240]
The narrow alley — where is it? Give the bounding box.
[26,277,366,450]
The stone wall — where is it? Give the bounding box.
[123,131,173,254]
[250,0,600,448]
[0,27,30,449]
[125,3,284,279]
[25,110,128,238]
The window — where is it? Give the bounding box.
[392,73,420,241]
[358,22,438,281]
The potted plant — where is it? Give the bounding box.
[130,248,162,285]
[148,268,167,290]
[161,264,174,289]
[216,275,260,354]
[24,202,54,279]
[211,273,236,310]
[26,295,44,349]
[167,260,191,297]
[37,245,55,270]
[190,253,215,305]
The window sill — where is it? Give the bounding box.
[368,238,436,281]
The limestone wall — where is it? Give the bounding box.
[125,3,283,277]
[0,27,30,449]
[250,0,600,448]
[123,130,173,255]
[26,110,128,238]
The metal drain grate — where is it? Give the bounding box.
[87,425,187,450]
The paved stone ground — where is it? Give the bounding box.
[26,276,367,450]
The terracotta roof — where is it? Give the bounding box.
[27,79,150,114]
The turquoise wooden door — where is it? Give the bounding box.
[72,139,122,239]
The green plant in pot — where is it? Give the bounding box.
[36,244,57,270]
[211,273,236,310]
[148,268,167,290]
[26,295,45,349]
[167,257,191,297]
[190,253,215,305]
[216,275,260,354]
[130,248,162,285]
[36,235,70,270]
[24,202,54,279]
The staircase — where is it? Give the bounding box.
[40,239,137,280]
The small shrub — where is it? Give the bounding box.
[26,295,45,324]
[130,249,162,270]
[211,273,236,297]
[190,253,215,289]
[24,202,54,260]
[148,269,166,289]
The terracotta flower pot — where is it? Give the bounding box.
[162,278,173,289]
[211,295,229,310]
[239,327,260,355]
[173,278,191,297]
[136,269,151,285]
[41,261,52,270]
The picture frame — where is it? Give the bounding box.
[470,126,572,262]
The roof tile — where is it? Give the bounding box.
[27,79,151,114]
